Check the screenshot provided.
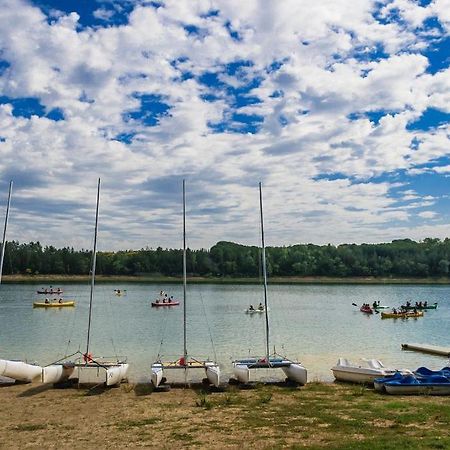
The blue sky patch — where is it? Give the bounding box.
[31,0,135,28]
[420,35,450,74]
[407,108,450,131]
[124,93,172,126]
[0,96,45,118]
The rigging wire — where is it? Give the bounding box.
[199,289,217,362]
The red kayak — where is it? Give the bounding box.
[360,305,373,314]
[151,301,180,307]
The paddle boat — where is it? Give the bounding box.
[33,300,75,308]
[374,366,450,392]
[383,374,450,395]
[331,358,412,384]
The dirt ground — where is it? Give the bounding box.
[0,382,296,449]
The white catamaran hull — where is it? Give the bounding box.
[151,363,164,387]
[282,363,307,385]
[205,362,220,387]
[0,359,42,383]
[233,364,250,383]
[76,363,129,386]
[41,364,75,384]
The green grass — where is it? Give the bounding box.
[116,417,158,430]
[12,423,47,432]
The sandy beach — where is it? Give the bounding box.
[1,381,450,449]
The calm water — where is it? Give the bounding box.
[1,283,450,382]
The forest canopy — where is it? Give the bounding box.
[2,238,450,278]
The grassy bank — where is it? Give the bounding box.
[3,274,450,285]
[1,382,449,449]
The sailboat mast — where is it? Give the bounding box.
[86,178,101,357]
[182,179,187,363]
[259,182,270,363]
[0,180,12,286]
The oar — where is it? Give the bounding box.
[352,303,358,307]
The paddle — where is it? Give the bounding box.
[352,303,358,307]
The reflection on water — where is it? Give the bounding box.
[0,283,449,382]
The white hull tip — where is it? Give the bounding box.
[151,363,164,388]
[205,362,220,387]
[0,359,42,383]
[233,364,250,384]
[282,363,307,386]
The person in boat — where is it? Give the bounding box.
[58,298,62,303]
[249,304,255,311]
[424,301,428,307]
[170,296,174,303]
[392,308,397,314]
[418,301,423,308]
[155,298,160,304]
[372,301,377,309]
[406,301,411,308]
[258,302,264,311]
[45,298,49,304]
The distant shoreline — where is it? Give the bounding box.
[2,274,450,285]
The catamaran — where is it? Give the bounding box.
[70,178,129,386]
[0,181,45,383]
[151,180,220,388]
[232,183,307,385]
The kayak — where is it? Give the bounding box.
[360,306,373,314]
[151,301,180,307]
[381,311,424,319]
[33,301,75,308]
[245,308,266,314]
[403,303,437,310]
[37,289,63,294]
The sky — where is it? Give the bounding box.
[0,0,449,251]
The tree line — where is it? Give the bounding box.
[2,238,450,278]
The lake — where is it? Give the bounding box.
[1,283,449,382]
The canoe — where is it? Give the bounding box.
[33,301,75,308]
[403,303,437,310]
[381,311,424,319]
[37,289,63,294]
[245,308,266,314]
[151,301,180,307]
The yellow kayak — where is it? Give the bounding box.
[33,301,75,308]
[381,311,424,319]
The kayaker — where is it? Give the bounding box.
[424,301,428,307]
[170,296,174,303]
[258,302,264,311]
[249,304,255,311]
[45,298,49,304]
[58,298,62,303]
[372,301,377,309]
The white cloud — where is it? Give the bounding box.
[0,0,449,249]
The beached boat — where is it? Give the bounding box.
[72,180,128,386]
[33,300,75,308]
[151,180,220,388]
[384,374,450,395]
[0,182,41,383]
[331,358,411,384]
[0,359,42,383]
[232,183,307,386]
[381,311,424,319]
